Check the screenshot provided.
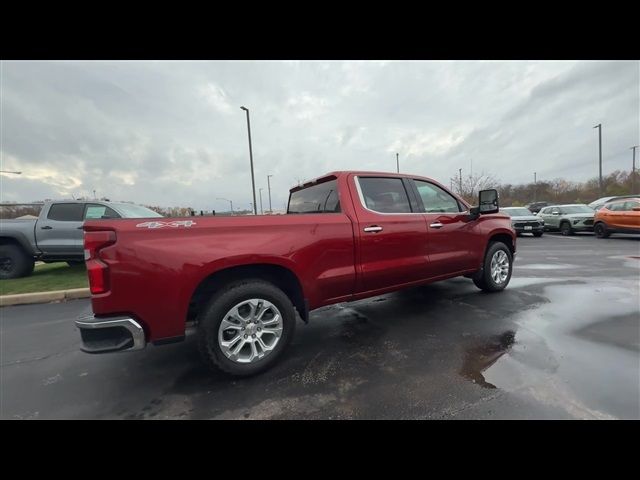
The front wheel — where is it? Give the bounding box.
[533,231,543,237]
[594,222,610,238]
[197,279,296,377]
[472,241,513,292]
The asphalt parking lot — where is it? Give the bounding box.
[1,232,639,419]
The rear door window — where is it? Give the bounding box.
[288,179,340,214]
[47,203,85,221]
[357,177,412,213]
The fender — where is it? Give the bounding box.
[0,230,39,257]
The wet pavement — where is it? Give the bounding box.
[1,233,639,419]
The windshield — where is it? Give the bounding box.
[561,205,594,214]
[112,204,163,218]
[502,208,532,217]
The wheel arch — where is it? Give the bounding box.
[0,235,35,256]
[187,263,308,325]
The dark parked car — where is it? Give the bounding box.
[526,202,549,214]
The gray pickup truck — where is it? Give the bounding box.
[0,200,162,279]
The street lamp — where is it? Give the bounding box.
[217,197,233,215]
[632,145,639,194]
[267,174,273,214]
[594,124,603,196]
[396,153,399,173]
[259,188,264,215]
[534,172,537,202]
[0,170,22,175]
[240,106,258,215]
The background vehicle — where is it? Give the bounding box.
[500,207,544,237]
[594,197,640,238]
[526,201,549,214]
[0,201,162,279]
[538,204,595,236]
[588,194,640,211]
[75,171,516,377]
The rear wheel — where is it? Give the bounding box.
[472,241,513,293]
[0,244,35,279]
[560,222,573,236]
[197,279,296,376]
[594,222,610,238]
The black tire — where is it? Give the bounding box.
[560,221,573,236]
[594,222,610,238]
[0,244,35,279]
[533,231,543,237]
[472,241,513,293]
[197,279,296,377]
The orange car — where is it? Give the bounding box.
[593,197,640,238]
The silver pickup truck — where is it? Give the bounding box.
[0,200,162,279]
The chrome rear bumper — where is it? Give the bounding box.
[76,314,146,353]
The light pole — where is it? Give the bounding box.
[0,170,22,175]
[632,145,639,193]
[267,174,273,213]
[459,168,463,194]
[217,197,233,215]
[259,188,264,215]
[396,153,399,173]
[534,172,537,202]
[594,124,603,196]
[240,106,258,215]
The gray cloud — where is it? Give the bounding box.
[1,60,638,211]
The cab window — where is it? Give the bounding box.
[413,180,462,213]
[357,177,412,213]
[85,204,121,219]
[47,203,85,221]
[288,179,340,214]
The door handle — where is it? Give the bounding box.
[363,225,383,233]
[429,222,444,229]
[41,226,53,230]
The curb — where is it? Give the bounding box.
[0,288,91,307]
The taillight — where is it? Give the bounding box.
[84,230,116,294]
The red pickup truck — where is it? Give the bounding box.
[76,171,515,376]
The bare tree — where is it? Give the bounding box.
[450,171,500,204]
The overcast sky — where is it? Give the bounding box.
[1,60,638,211]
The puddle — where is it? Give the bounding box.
[460,331,516,388]
[515,264,579,270]
[459,278,640,419]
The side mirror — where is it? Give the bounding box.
[478,189,499,214]
[552,211,560,216]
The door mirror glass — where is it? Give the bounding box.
[478,189,499,214]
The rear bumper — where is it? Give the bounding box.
[75,314,146,353]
